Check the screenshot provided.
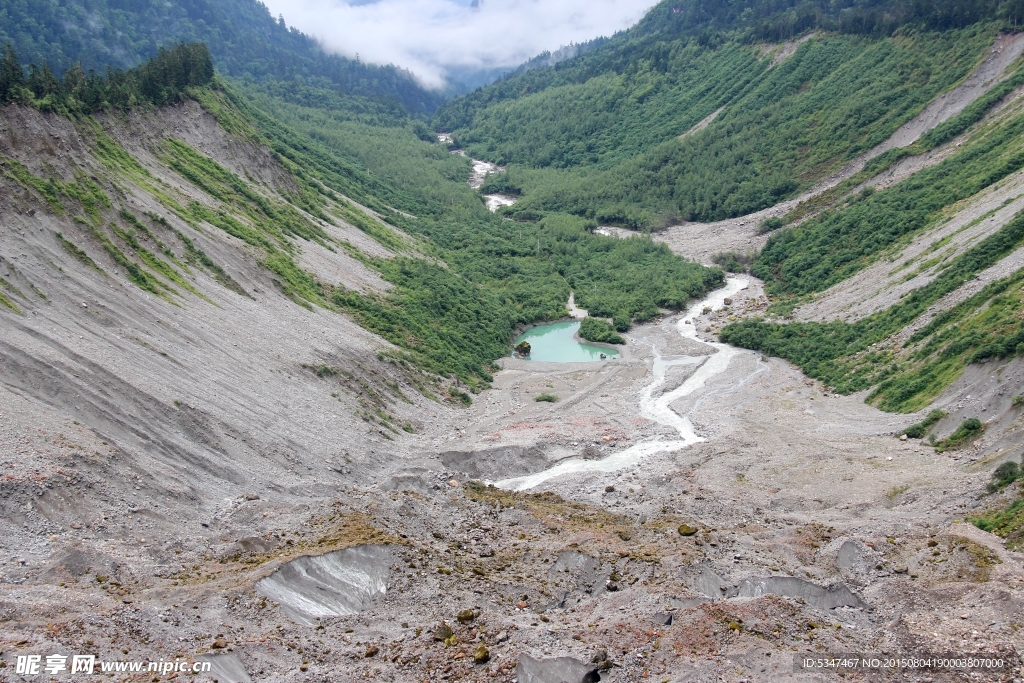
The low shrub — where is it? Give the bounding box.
[449,388,473,406]
[903,409,947,439]
[971,494,1024,550]
[579,317,625,345]
[988,455,1024,493]
[711,250,757,273]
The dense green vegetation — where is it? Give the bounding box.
[972,457,1024,548]
[711,41,1024,413]
[971,495,1024,549]
[0,0,440,115]
[932,418,984,452]
[332,259,509,385]
[0,42,213,113]
[440,0,1019,131]
[208,87,720,387]
[10,0,1021,415]
[579,318,626,345]
[754,69,1024,297]
[438,0,999,228]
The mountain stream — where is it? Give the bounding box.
[496,276,754,490]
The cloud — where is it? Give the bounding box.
[261,0,656,88]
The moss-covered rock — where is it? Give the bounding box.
[433,622,453,641]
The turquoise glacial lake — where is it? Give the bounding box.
[513,321,620,363]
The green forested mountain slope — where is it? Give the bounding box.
[437,0,1020,228]
[0,0,442,116]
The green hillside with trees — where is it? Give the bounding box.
[437,1,1022,228]
[0,0,442,116]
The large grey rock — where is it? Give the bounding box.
[548,550,602,590]
[255,544,392,625]
[440,445,549,480]
[728,576,866,609]
[691,565,727,597]
[836,540,871,570]
[690,565,865,609]
[544,550,610,609]
[516,654,600,683]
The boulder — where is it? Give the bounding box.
[433,622,454,641]
[516,653,600,683]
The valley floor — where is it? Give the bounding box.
[5,271,1021,683]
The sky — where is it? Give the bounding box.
[260,0,656,89]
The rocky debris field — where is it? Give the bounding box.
[4,273,1024,683]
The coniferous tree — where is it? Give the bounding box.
[0,45,25,103]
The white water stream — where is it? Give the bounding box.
[495,276,751,491]
[438,135,518,212]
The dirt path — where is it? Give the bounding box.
[566,292,588,319]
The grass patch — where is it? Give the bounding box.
[971,496,1024,551]
[722,205,1024,411]
[534,393,558,403]
[91,225,167,299]
[886,484,910,502]
[933,418,984,453]
[56,232,105,273]
[0,291,21,314]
